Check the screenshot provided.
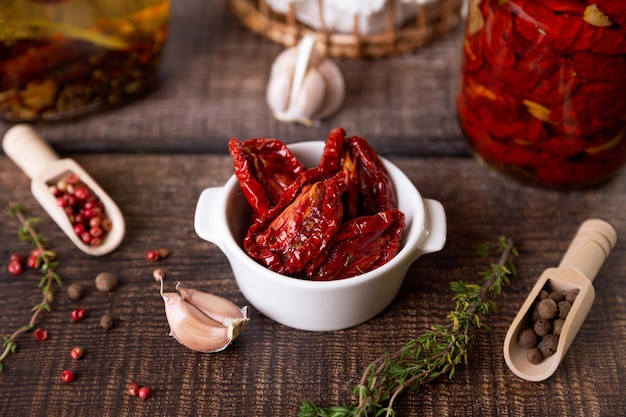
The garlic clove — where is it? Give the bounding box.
[176,284,247,325]
[313,60,345,120]
[266,35,345,125]
[159,280,249,353]
[266,47,298,113]
[266,72,292,114]
[292,67,326,120]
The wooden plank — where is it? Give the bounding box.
[1,154,624,416]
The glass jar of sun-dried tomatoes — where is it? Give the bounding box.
[0,0,169,122]
[457,0,626,188]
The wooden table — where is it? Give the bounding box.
[1,1,625,416]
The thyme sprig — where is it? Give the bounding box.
[299,236,518,417]
[0,204,62,372]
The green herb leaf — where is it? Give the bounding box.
[299,237,517,416]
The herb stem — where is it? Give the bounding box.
[0,204,61,372]
[299,236,517,417]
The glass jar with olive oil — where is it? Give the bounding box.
[0,0,170,122]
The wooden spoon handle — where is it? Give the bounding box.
[2,124,60,180]
[558,219,617,282]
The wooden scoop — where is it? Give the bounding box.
[503,219,617,381]
[2,124,125,256]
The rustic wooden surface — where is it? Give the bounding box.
[1,1,625,416]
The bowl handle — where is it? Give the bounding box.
[194,187,227,247]
[417,198,447,254]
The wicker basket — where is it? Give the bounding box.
[229,0,464,59]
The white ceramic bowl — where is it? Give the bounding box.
[194,141,446,331]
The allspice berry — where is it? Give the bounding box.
[95,272,117,292]
[558,300,572,320]
[553,318,565,336]
[534,318,553,337]
[526,348,543,364]
[537,298,558,320]
[518,328,539,348]
[538,334,559,358]
[548,291,565,303]
[100,313,115,330]
[67,283,85,300]
[565,289,579,304]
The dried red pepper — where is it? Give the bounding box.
[305,209,405,281]
[459,0,626,187]
[229,137,304,215]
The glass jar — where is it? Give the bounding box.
[0,0,170,122]
[457,0,626,188]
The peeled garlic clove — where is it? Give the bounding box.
[159,280,248,353]
[176,284,247,325]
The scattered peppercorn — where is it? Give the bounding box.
[138,386,152,400]
[70,346,84,360]
[95,272,118,292]
[61,369,75,383]
[71,308,86,321]
[67,283,85,300]
[7,260,23,275]
[100,313,115,330]
[34,328,48,341]
[10,253,24,263]
[146,250,160,262]
[128,382,140,396]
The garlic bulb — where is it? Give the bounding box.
[159,280,249,353]
[266,35,345,125]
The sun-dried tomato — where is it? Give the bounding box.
[232,129,406,280]
[229,137,304,215]
[458,0,626,188]
[244,172,345,276]
[342,136,397,220]
[305,209,405,281]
